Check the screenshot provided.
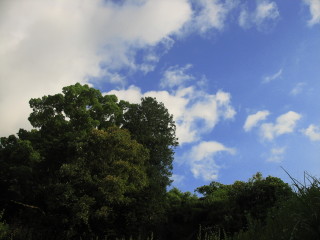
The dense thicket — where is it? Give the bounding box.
[0,84,319,240]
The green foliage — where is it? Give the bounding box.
[28,83,124,131]
[123,96,178,188]
[121,97,178,235]
[162,173,293,240]
[195,173,292,234]
[232,172,320,240]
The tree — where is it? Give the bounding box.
[121,97,178,234]
[48,126,149,238]
[123,97,178,188]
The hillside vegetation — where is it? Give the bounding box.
[0,84,319,240]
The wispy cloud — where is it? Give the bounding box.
[244,110,270,132]
[267,146,286,163]
[290,82,307,96]
[187,141,235,181]
[238,1,280,31]
[184,0,238,34]
[139,37,175,74]
[238,8,250,29]
[302,124,320,141]
[304,0,320,26]
[262,68,283,83]
[255,1,280,24]
[260,111,302,141]
[160,64,194,88]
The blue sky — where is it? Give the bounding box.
[1,0,320,192]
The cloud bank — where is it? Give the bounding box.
[0,0,192,136]
[0,0,285,137]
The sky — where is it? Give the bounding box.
[1,0,320,192]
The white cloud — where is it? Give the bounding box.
[188,141,235,181]
[267,146,286,163]
[238,1,280,31]
[239,8,250,28]
[215,91,237,119]
[304,0,320,26]
[160,64,194,88]
[244,110,270,132]
[138,37,175,74]
[0,0,192,136]
[302,124,320,141]
[262,68,282,83]
[290,82,306,96]
[107,85,236,145]
[184,0,238,34]
[260,111,302,140]
[255,1,279,23]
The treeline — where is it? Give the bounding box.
[165,172,320,240]
[0,84,319,239]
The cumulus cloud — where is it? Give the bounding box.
[302,124,320,141]
[267,146,286,163]
[262,68,282,83]
[304,0,320,26]
[160,64,194,88]
[0,0,192,136]
[260,111,302,140]
[188,141,235,181]
[244,110,270,132]
[107,85,236,145]
[238,1,280,31]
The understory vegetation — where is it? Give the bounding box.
[0,84,319,240]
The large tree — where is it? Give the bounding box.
[119,97,178,236]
